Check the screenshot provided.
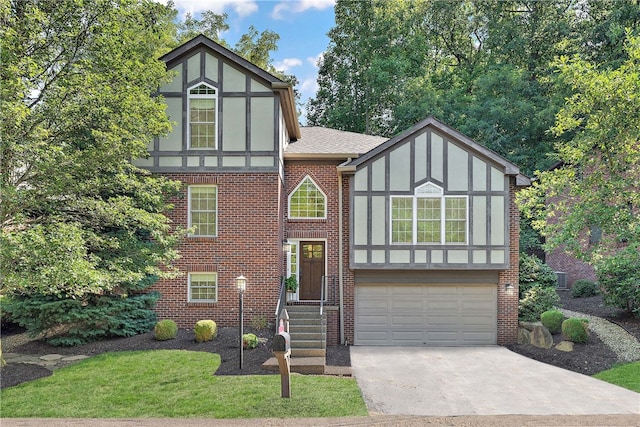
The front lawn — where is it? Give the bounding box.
[593,361,640,393]
[1,350,367,418]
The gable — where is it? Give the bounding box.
[349,117,521,270]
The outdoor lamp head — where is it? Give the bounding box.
[236,275,247,292]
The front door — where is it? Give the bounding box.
[299,242,325,300]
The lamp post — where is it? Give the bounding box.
[236,275,247,370]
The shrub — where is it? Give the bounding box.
[249,315,268,330]
[562,318,589,343]
[571,279,599,298]
[519,286,560,322]
[194,320,217,343]
[519,253,557,298]
[2,290,160,346]
[154,319,178,341]
[540,309,564,333]
[595,245,640,316]
[243,333,258,349]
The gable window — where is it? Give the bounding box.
[289,176,326,219]
[188,83,217,149]
[189,273,217,302]
[188,185,217,236]
[391,182,467,244]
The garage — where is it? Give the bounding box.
[354,283,497,346]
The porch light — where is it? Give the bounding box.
[283,240,292,253]
[505,283,514,296]
[236,275,247,293]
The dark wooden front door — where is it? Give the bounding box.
[299,242,325,300]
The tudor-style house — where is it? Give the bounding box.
[135,35,529,356]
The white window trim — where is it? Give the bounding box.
[288,175,327,219]
[390,182,468,245]
[187,82,218,150]
[188,272,218,303]
[188,185,218,237]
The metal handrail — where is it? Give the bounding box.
[320,275,326,350]
[274,276,286,334]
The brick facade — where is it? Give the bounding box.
[497,179,521,345]
[151,172,285,328]
[546,247,597,288]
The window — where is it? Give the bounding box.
[391,182,467,244]
[288,176,326,219]
[188,83,217,149]
[189,185,217,236]
[189,273,217,302]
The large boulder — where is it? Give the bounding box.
[517,327,531,345]
[556,341,574,352]
[530,324,553,349]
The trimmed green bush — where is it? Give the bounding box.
[194,320,217,343]
[519,286,560,322]
[595,245,640,316]
[540,309,564,333]
[243,333,258,349]
[154,319,177,341]
[562,317,589,343]
[571,279,599,298]
[519,253,558,298]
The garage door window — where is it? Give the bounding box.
[391,182,467,244]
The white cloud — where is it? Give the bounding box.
[271,0,335,20]
[168,0,259,18]
[300,77,318,98]
[306,52,323,69]
[274,58,303,73]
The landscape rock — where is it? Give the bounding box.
[519,321,542,332]
[530,325,553,349]
[556,341,574,352]
[517,327,531,345]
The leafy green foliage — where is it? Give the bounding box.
[540,309,564,333]
[519,286,561,322]
[154,319,177,341]
[519,253,558,297]
[562,318,589,343]
[571,279,600,298]
[242,333,258,350]
[4,290,159,346]
[595,245,640,316]
[194,320,217,343]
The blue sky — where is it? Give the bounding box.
[164,0,336,122]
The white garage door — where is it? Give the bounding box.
[355,284,497,346]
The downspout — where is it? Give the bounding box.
[337,161,356,345]
[337,168,345,345]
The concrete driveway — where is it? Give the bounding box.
[350,346,640,416]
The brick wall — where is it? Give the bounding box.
[497,179,521,345]
[151,172,285,328]
[546,247,596,288]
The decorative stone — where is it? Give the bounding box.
[556,341,574,352]
[530,325,553,349]
[519,321,542,332]
[39,354,64,361]
[517,327,531,345]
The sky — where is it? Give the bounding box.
[164,0,337,123]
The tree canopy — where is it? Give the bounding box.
[307,0,639,176]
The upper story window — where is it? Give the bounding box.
[188,83,217,149]
[391,182,467,244]
[188,185,217,236]
[289,176,326,219]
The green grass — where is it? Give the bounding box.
[1,350,367,418]
[593,361,640,393]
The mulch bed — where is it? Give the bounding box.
[2,291,638,389]
[506,291,640,376]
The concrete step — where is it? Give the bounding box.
[290,332,324,341]
[289,324,325,333]
[291,348,326,357]
[292,339,326,349]
[262,356,325,374]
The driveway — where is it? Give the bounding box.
[350,346,640,416]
